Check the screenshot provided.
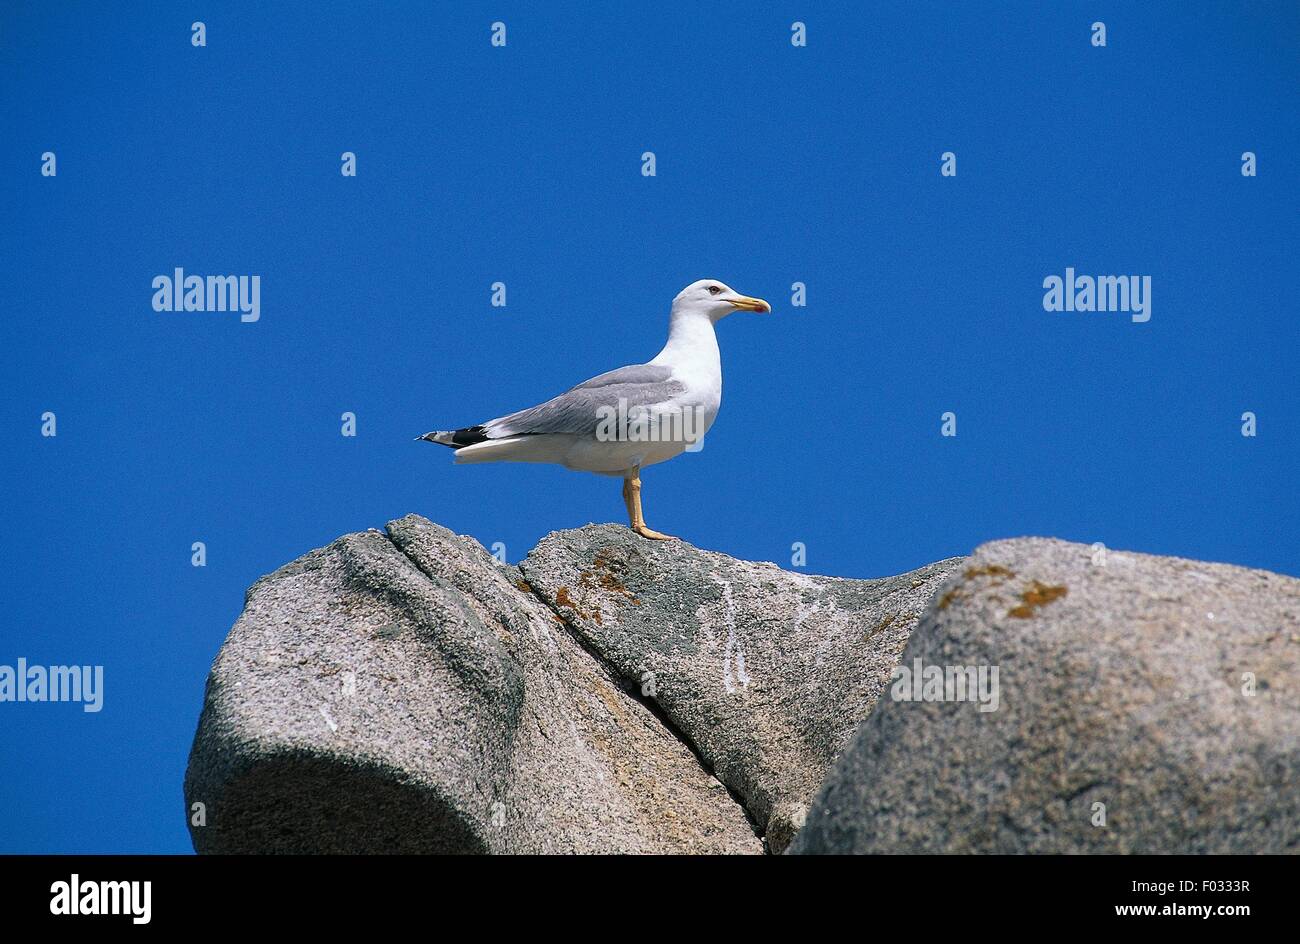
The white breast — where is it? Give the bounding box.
[649,311,723,433]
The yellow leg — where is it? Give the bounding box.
[622,470,675,540]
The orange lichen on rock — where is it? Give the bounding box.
[554,584,603,626]
[575,553,642,605]
[938,563,1017,610]
[1008,581,1068,619]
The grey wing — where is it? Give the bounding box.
[484,364,686,438]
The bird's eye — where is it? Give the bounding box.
[707,285,722,295]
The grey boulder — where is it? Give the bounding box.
[187,519,1298,856]
[184,516,761,853]
[789,537,1300,854]
[517,525,962,851]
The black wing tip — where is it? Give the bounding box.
[416,426,491,448]
[451,425,490,447]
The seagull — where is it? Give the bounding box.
[418,279,772,540]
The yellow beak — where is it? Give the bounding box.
[728,294,772,313]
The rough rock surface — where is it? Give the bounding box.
[518,525,962,851]
[188,520,1299,855]
[789,538,1300,854]
[185,516,762,853]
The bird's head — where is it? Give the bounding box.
[672,279,771,322]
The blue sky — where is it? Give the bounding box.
[1,2,1296,853]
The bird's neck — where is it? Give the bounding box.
[650,310,720,375]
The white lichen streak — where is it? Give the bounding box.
[717,579,751,694]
